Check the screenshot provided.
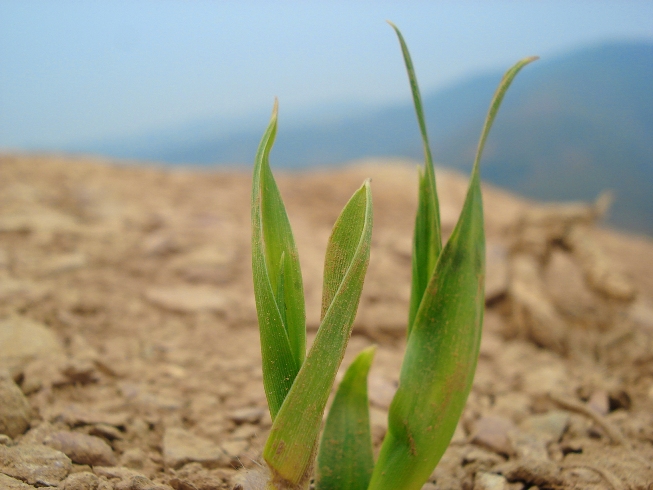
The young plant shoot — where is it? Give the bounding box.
[247,23,536,490]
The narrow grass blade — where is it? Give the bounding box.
[388,22,442,335]
[315,346,376,490]
[368,57,537,490]
[263,181,373,490]
[252,100,307,420]
[409,167,439,336]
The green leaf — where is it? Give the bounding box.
[252,100,307,420]
[368,56,537,490]
[315,346,376,490]
[388,22,442,336]
[263,180,373,490]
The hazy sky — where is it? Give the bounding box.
[1,1,652,150]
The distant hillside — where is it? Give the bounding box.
[437,42,653,236]
[76,42,653,235]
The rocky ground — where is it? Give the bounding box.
[1,154,653,490]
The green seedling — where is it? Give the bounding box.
[245,23,536,490]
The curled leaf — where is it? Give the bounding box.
[263,180,373,489]
[252,100,307,420]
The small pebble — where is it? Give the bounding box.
[0,443,72,486]
[60,471,100,490]
[0,316,64,377]
[44,431,117,466]
[471,416,516,456]
[519,410,570,443]
[587,390,609,415]
[0,473,35,489]
[228,407,265,424]
[163,427,227,469]
[474,472,508,490]
[0,372,31,438]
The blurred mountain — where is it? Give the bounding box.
[76,42,653,235]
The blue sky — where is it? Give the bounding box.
[1,1,652,150]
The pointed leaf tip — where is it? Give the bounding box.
[472,55,538,177]
[252,100,306,421]
[389,21,442,336]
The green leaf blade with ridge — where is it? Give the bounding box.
[368,56,537,490]
[263,181,373,490]
[315,346,376,490]
[252,100,307,420]
[388,22,442,335]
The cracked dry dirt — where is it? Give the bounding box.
[1,154,653,490]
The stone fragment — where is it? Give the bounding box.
[543,249,598,321]
[0,473,35,489]
[509,254,568,353]
[168,477,200,490]
[0,372,31,438]
[587,390,609,416]
[144,286,226,314]
[0,443,72,486]
[461,447,505,471]
[55,404,130,428]
[44,431,117,466]
[121,447,147,470]
[496,458,563,488]
[88,424,123,441]
[20,356,64,395]
[474,472,508,490]
[60,471,100,490]
[485,241,509,303]
[471,416,516,456]
[163,427,227,469]
[113,475,172,490]
[0,316,64,376]
[564,225,636,301]
[228,407,265,424]
[93,466,147,480]
[61,359,100,385]
[563,466,603,485]
[509,195,608,257]
[508,432,549,461]
[172,462,226,490]
[18,420,57,446]
[519,410,570,443]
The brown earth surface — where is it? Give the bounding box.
[1,153,653,490]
